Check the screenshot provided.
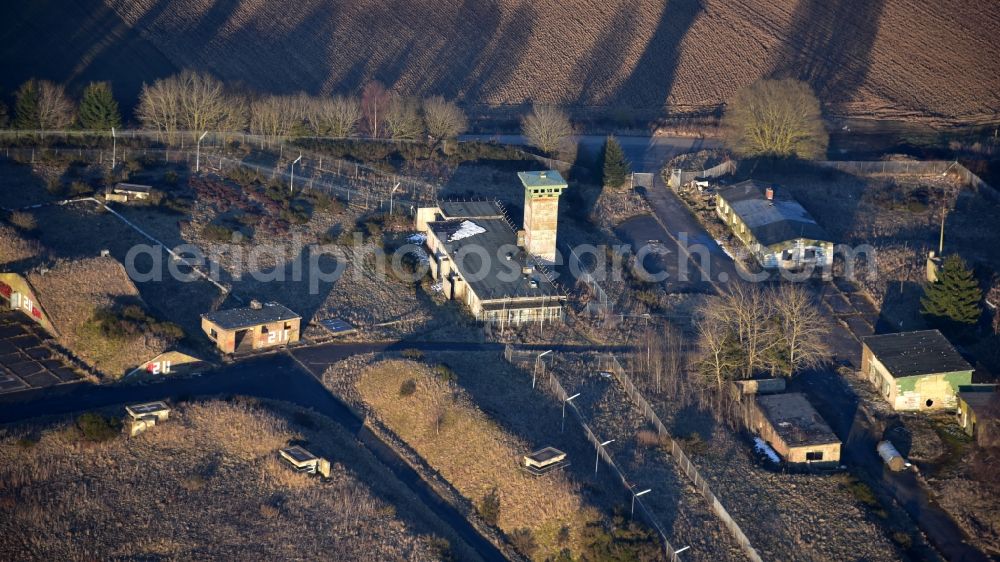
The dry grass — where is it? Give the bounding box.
[27,257,168,377]
[101,0,1000,122]
[0,400,433,561]
[0,224,43,267]
[356,359,596,560]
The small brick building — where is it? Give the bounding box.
[202,301,300,354]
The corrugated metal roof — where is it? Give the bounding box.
[863,330,973,378]
[202,302,300,330]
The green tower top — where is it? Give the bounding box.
[518,170,568,198]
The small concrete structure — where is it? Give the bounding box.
[956,385,997,440]
[862,330,973,411]
[523,447,567,469]
[279,446,331,477]
[202,300,301,354]
[733,378,786,396]
[745,393,841,466]
[112,183,152,200]
[125,401,170,437]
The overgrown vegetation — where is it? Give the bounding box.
[723,79,828,160]
[92,302,184,342]
[75,412,122,442]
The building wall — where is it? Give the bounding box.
[862,344,971,410]
[523,192,560,264]
[0,273,58,335]
[716,195,833,273]
[202,317,301,354]
[745,399,841,465]
[957,396,980,437]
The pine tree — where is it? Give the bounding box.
[921,255,982,327]
[78,82,121,129]
[14,80,41,130]
[602,135,631,188]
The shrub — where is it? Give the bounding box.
[202,223,237,242]
[8,211,37,232]
[15,436,37,449]
[432,363,456,384]
[67,181,93,196]
[92,304,185,342]
[399,379,417,397]
[400,348,424,360]
[427,537,454,562]
[76,412,122,442]
[509,528,538,557]
[479,487,501,526]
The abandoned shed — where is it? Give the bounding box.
[279,446,331,477]
[745,392,841,466]
[956,386,997,440]
[414,175,568,325]
[109,183,152,202]
[202,300,300,354]
[715,180,834,273]
[862,330,973,411]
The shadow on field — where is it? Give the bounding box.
[613,0,704,110]
[768,0,886,100]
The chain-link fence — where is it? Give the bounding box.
[502,345,681,562]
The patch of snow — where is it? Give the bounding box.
[714,239,735,260]
[407,232,427,244]
[413,246,429,264]
[754,437,781,464]
[448,220,486,241]
[430,282,443,293]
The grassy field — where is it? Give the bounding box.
[356,358,597,560]
[0,399,435,560]
[9,0,997,123]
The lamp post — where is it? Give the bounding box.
[389,182,401,215]
[290,153,303,192]
[562,392,580,433]
[674,546,691,556]
[195,131,208,172]
[111,127,116,169]
[595,439,614,474]
[533,349,552,389]
[631,488,651,517]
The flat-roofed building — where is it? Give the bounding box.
[716,180,833,273]
[862,330,973,411]
[126,401,171,422]
[956,386,997,441]
[279,446,331,477]
[746,392,841,465]
[415,195,566,325]
[202,300,300,354]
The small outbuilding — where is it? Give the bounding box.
[956,385,997,440]
[202,300,300,354]
[279,446,331,477]
[125,401,171,437]
[112,183,152,200]
[746,392,841,466]
[521,447,568,475]
[862,330,973,411]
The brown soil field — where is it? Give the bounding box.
[0,400,435,560]
[356,358,597,560]
[23,0,997,123]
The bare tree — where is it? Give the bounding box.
[422,96,467,142]
[249,94,305,140]
[722,78,828,159]
[772,284,831,376]
[383,94,424,140]
[137,77,182,140]
[305,95,361,138]
[360,81,389,138]
[36,81,75,130]
[521,105,573,156]
[715,283,777,378]
[138,70,239,141]
[694,303,739,392]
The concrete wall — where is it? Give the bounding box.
[862,344,972,410]
[0,273,58,335]
[523,192,560,264]
[202,317,301,354]
[745,399,841,465]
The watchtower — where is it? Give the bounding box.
[517,170,568,264]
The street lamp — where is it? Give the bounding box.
[195,131,208,172]
[110,127,116,169]
[389,182,401,215]
[631,488,651,517]
[562,392,580,433]
[595,439,614,474]
[674,546,690,555]
[290,153,303,192]
[533,349,552,389]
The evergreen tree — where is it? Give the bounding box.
[14,80,40,130]
[78,82,121,129]
[921,255,982,327]
[602,135,630,188]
